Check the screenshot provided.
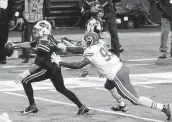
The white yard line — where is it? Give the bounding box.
[134,84,154,89]
[3,92,163,122]
[1,65,30,69]
[126,63,155,67]
[127,58,157,62]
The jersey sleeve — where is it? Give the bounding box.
[37,40,51,55]
[83,48,94,61]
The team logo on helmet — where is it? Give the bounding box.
[32,20,52,38]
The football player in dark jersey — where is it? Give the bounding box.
[13,20,89,115]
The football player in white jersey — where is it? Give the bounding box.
[51,32,171,120]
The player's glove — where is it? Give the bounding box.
[51,53,62,66]
[57,43,67,52]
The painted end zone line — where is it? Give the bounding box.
[3,92,163,122]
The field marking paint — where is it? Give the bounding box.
[1,65,30,69]
[126,63,155,67]
[0,61,155,70]
[134,84,154,89]
[127,58,157,62]
[3,92,163,122]
[1,71,172,92]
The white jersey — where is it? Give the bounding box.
[83,42,122,80]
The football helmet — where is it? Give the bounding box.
[32,20,52,38]
[83,32,100,47]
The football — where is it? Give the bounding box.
[4,41,14,57]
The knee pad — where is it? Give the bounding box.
[104,80,115,90]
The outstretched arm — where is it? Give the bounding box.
[66,46,85,54]
[51,53,90,69]
[14,42,32,48]
[59,57,90,69]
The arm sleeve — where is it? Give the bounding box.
[37,41,51,54]
[59,57,90,69]
[66,46,84,54]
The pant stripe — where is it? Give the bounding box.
[114,77,138,104]
[22,69,47,84]
[114,78,136,103]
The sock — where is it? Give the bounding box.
[116,97,125,106]
[138,96,164,111]
[109,88,125,106]
[22,83,36,106]
[62,89,83,108]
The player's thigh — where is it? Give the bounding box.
[115,65,139,104]
[22,69,49,84]
[49,65,66,92]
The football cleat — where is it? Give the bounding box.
[111,105,128,113]
[76,105,89,115]
[20,105,38,114]
[162,103,171,120]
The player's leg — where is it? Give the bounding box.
[115,65,171,120]
[22,22,35,63]
[159,18,170,58]
[104,80,128,112]
[21,69,49,114]
[170,22,172,57]
[107,12,120,57]
[49,64,89,115]
[0,22,9,64]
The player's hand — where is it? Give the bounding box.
[51,53,62,65]
[57,43,67,52]
[14,75,23,84]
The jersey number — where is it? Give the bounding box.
[99,46,111,61]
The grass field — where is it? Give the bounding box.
[0,28,172,122]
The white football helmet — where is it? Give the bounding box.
[83,32,100,47]
[33,20,52,38]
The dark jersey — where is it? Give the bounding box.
[31,35,60,69]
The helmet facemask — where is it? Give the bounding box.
[32,20,52,40]
[83,32,99,47]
